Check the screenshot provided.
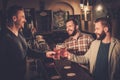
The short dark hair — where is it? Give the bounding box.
[6,5,24,26]
[65,18,78,26]
[95,17,112,34]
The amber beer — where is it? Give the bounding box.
[53,48,61,60]
[53,43,65,60]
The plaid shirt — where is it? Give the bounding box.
[64,32,94,55]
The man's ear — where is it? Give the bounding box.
[12,16,17,21]
[104,26,108,33]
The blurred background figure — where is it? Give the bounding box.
[27,33,50,52]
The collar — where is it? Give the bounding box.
[70,31,83,40]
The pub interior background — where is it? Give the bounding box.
[0,0,120,80]
[1,0,120,48]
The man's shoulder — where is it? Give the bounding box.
[64,37,72,42]
[90,40,100,45]
[80,32,95,39]
[82,33,92,37]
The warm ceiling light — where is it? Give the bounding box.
[96,5,103,11]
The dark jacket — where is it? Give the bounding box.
[0,28,45,80]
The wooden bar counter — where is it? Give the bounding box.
[37,58,94,80]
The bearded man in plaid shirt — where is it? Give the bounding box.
[63,18,94,69]
[64,18,94,55]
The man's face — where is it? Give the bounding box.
[14,10,26,29]
[94,22,106,40]
[66,20,77,36]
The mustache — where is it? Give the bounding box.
[67,29,72,31]
[95,33,100,35]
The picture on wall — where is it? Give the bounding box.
[52,10,69,31]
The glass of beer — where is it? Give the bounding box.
[53,43,65,60]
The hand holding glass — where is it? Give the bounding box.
[53,43,66,60]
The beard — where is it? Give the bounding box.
[96,31,106,40]
[69,29,77,36]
